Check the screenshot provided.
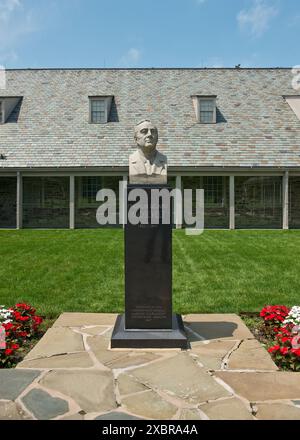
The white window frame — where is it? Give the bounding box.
[89,96,113,124]
[198,96,217,124]
[191,95,217,124]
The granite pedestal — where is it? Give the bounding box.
[111,184,188,349]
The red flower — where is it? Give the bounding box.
[268,345,280,353]
[13,311,22,320]
[280,347,289,355]
[276,335,292,343]
[4,348,13,356]
[18,316,29,322]
[291,348,300,357]
[33,316,42,325]
[260,305,290,324]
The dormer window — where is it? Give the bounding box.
[0,100,4,124]
[89,96,113,124]
[191,95,217,124]
[199,98,216,123]
[0,97,22,124]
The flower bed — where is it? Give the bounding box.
[241,306,300,372]
[0,303,43,368]
[260,305,300,371]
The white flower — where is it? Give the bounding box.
[283,306,300,327]
[0,306,12,324]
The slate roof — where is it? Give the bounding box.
[0,68,299,170]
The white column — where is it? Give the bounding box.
[175,175,182,229]
[282,171,289,230]
[222,176,226,206]
[16,172,22,229]
[229,175,235,230]
[122,175,128,229]
[69,175,75,229]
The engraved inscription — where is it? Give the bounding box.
[131,305,167,322]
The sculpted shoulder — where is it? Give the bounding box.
[155,151,167,166]
[129,150,141,164]
[129,150,167,166]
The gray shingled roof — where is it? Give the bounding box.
[0,68,299,170]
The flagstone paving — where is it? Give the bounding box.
[0,313,299,420]
[199,397,254,420]
[0,400,33,420]
[255,403,300,420]
[21,389,69,420]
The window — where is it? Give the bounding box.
[200,99,216,123]
[75,176,123,228]
[91,99,106,123]
[289,177,300,229]
[0,101,4,124]
[204,176,224,207]
[82,176,101,204]
[191,95,217,124]
[235,176,282,229]
[23,177,69,229]
[0,177,17,228]
[182,176,229,229]
[89,96,113,124]
[0,97,22,124]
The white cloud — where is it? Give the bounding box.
[237,0,279,38]
[0,0,20,21]
[0,0,37,64]
[120,48,141,66]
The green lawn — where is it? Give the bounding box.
[0,229,300,319]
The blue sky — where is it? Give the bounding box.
[0,0,299,68]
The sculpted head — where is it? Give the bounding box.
[134,120,158,156]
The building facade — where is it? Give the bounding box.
[0,68,300,230]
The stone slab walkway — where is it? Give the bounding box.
[1,313,300,420]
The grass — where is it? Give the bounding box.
[0,229,300,319]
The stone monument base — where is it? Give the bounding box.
[111,314,189,349]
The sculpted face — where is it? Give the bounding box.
[134,121,158,156]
